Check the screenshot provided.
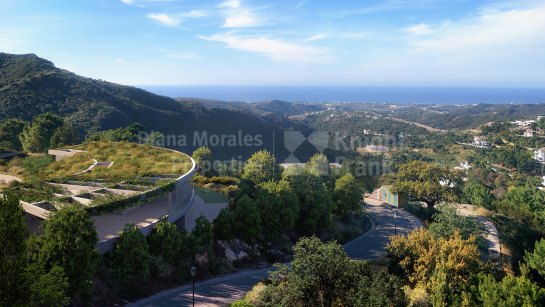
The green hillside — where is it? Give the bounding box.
[0,53,310,160]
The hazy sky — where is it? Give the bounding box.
[1,0,544,86]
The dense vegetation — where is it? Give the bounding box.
[213,151,368,261]
[238,237,406,306]
[4,52,545,306]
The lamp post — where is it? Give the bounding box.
[190,265,197,307]
[393,208,397,235]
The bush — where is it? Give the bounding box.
[149,255,173,278]
[192,175,210,186]
[22,155,54,175]
[209,176,238,185]
[4,181,65,203]
[231,299,254,307]
[208,255,234,275]
[112,224,151,294]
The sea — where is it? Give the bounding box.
[140,86,545,105]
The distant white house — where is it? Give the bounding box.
[472,136,490,148]
[534,148,545,162]
[511,119,536,127]
[454,161,471,171]
[524,129,535,138]
[439,179,456,188]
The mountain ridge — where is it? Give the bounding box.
[0,52,310,159]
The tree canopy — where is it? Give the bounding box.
[254,236,406,307]
[524,238,545,282]
[0,195,70,306]
[283,171,333,234]
[242,150,281,184]
[112,224,151,291]
[0,118,27,151]
[192,146,213,176]
[0,195,28,306]
[19,113,64,152]
[333,173,363,216]
[255,180,299,242]
[387,229,481,305]
[37,205,99,301]
[392,161,462,210]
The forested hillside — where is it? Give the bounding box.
[0,53,310,159]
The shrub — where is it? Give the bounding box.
[86,180,175,215]
[112,224,151,293]
[4,181,66,203]
[209,176,238,185]
[22,155,54,175]
[192,175,210,186]
[231,299,254,307]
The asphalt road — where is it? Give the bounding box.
[344,197,422,259]
[129,268,270,307]
[129,197,422,307]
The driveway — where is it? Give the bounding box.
[344,197,422,259]
[129,197,422,306]
[455,204,501,260]
[129,268,270,307]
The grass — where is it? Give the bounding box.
[0,157,25,178]
[40,141,193,180]
[194,186,229,204]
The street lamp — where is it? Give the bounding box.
[190,265,197,307]
[393,208,397,235]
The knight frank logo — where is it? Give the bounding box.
[283,131,329,163]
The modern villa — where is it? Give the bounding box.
[472,136,490,148]
[12,142,226,253]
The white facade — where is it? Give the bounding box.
[454,161,471,171]
[511,119,536,127]
[534,148,545,162]
[472,136,490,148]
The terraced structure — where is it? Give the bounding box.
[4,141,197,252]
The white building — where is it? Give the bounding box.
[534,148,545,162]
[472,136,490,148]
[511,119,536,127]
[524,129,535,137]
[454,161,471,171]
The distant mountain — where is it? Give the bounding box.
[0,53,316,160]
[378,103,545,130]
[191,97,326,117]
[250,100,326,116]
[178,98,254,113]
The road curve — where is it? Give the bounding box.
[129,197,422,306]
[344,197,422,259]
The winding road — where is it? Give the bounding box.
[345,197,422,259]
[129,197,422,307]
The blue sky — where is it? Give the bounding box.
[1,0,544,86]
